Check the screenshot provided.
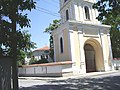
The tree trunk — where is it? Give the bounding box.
[11,8,19,90]
[12,60,19,90]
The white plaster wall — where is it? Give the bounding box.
[35,66,47,74]
[18,68,26,75]
[26,67,35,75]
[47,65,62,73]
[62,64,73,73]
[18,63,73,76]
[112,60,120,70]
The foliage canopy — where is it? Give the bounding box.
[93,0,120,58]
[0,0,36,60]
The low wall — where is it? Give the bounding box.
[112,59,120,70]
[18,61,73,77]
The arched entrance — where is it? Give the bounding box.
[84,44,96,73]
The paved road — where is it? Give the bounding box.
[19,71,120,90]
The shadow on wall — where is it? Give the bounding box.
[19,75,120,90]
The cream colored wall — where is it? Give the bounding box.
[84,38,105,71]
[72,30,81,69]
[101,32,112,71]
[68,28,103,72]
[54,28,71,62]
[71,26,112,72]
[73,33,105,72]
[53,21,112,74]
[54,0,113,74]
[78,30,112,72]
[62,25,111,73]
[60,29,71,61]
[54,34,59,62]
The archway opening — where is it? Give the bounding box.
[84,44,96,73]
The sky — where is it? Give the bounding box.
[26,0,60,49]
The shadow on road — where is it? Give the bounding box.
[19,75,120,90]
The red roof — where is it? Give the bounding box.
[34,46,50,51]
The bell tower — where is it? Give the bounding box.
[52,0,113,75]
[59,0,99,24]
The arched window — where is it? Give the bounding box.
[60,37,63,53]
[66,9,69,21]
[84,6,90,20]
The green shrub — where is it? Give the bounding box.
[30,58,48,64]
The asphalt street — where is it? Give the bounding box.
[19,71,120,90]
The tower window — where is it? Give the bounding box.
[84,6,90,20]
[66,9,69,21]
[60,37,63,53]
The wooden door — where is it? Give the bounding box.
[84,44,96,73]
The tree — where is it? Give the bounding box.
[0,29,36,61]
[93,0,120,58]
[17,30,36,66]
[0,0,36,89]
[44,20,60,61]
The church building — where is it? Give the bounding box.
[52,0,114,74]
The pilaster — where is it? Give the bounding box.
[78,27,86,73]
[68,29,78,74]
[107,33,114,70]
[100,31,109,71]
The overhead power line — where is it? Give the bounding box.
[36,8,60,17]
[37,6,59,15]
[35,0,60,18]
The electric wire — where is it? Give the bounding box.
[37,6,59,15]
[35,0,60,17]
[35,0,66,19]
[35,8,60,17]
